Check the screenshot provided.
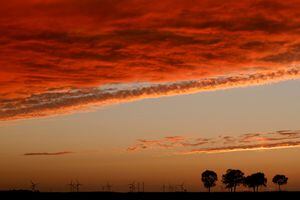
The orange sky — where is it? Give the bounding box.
[1,0,300,192]
[1,80,300,191]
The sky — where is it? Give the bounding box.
[1,0,300,192]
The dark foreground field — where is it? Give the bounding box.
[1,191,299,200]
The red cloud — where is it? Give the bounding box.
[0,68,299,121]
[1,0,300,120]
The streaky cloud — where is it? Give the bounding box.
[127,130,300,154]
[1,68,299,121]
[180,141,300,155]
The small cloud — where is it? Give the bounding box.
[23,151,74,156]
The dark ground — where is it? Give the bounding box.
[0,191,299,200]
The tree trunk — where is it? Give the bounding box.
[279,185,281,191]
[208,187,210,193]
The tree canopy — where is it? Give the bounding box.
[244,172,267,192]
[222,169,245,192]
[201,170,218,192]
[272,175,288,191]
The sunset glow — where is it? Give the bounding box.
[1,0,300,193]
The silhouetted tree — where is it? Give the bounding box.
[222,169,244,192]
[272,174,288,191]
[244,175,256,192]
[244,172,267,192]
[201,170,218,192]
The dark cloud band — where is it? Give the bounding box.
[23,151,74,156]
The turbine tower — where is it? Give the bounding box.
[162,184,166,192]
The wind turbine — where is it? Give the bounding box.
[107,182,113,192]
[102,182,113,192]
[30,180,38,192]
[135,182,144,192]
[67,180,75,192]
[177,183,187,192]
[129,182,135,192]
[75,180,82,192]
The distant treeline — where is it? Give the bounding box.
[201,169,288,192]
